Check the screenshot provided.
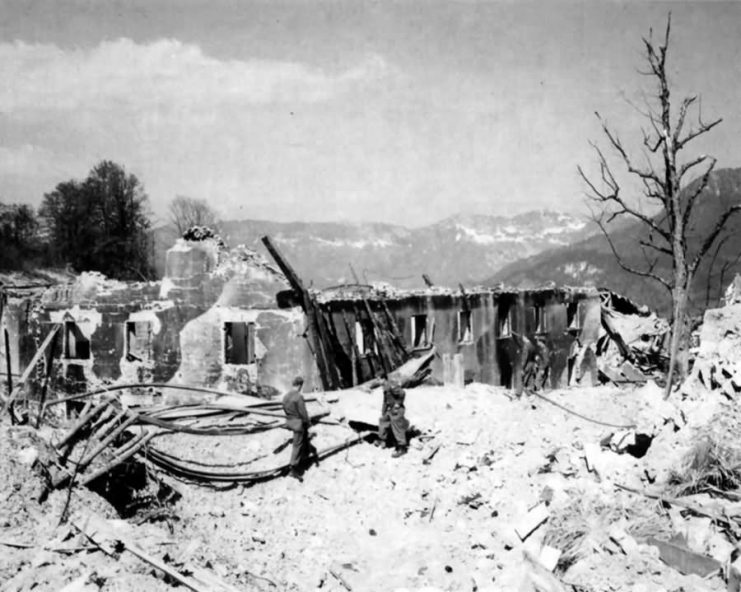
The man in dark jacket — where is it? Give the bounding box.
[282,376,313,481]
[375,378,409,458]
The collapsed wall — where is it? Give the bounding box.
[1,237,318,402]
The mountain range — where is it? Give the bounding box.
[155,210,594,290]
[490,168,741,316]
[154,167,741,317]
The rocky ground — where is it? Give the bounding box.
[2,379,736,592]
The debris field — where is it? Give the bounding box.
[4,276,741,591]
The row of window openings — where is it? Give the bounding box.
[62,304,583,360]
[497,302,583,338]
[62,320,258,365]
[353,311,473,355]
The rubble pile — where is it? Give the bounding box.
[3,375,741,591]
[690,302,741,396]
[8,279,741,590]
[181,225,228,250]
[154,383,739,592]
[0,422,170,592]
[597,303,670,385]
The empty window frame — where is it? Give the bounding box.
[535,306,548,333]
[410,314,429,348]
[458,310,473,343]
[567,302,582,330]
[354,320,376,355]
[224,322,256,365]
[126,321,153,362]
[497,303,513,338]
[64,321,90,360]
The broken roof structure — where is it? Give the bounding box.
[0,234,666,407]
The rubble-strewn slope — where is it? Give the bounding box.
[3,380,739,592]
[156,384,726,592]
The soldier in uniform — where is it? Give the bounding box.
[375,378,409,458]
[282,376,316,481]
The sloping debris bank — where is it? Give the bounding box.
[0,346,435,590]
[7,279,741,590]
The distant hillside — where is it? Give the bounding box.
[489,168,741,316]
[154,210,594,289]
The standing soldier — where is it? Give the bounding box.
[375,378,409,458]
[282,376,313,481]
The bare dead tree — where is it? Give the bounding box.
[167,195,220,236]
[578,14,741,398]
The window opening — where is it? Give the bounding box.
[126,321,153,362]
[411,314,429,348]
[498,304,512,338]
[64,321,90,360]
[567,302,582,330]
[458,310,473,343]
[535,306,548,333]
[224,322,256,364]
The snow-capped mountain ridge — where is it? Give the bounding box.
[155,210,595,289]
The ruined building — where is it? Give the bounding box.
[1,236,608,400]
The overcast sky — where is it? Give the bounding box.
[1,1,740,226]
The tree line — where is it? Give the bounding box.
[0,161,219,280]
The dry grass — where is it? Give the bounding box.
[668,436,741,497]
[543,491,669,573]
[668,403,741,497]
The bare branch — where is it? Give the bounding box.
[678,154,711,182]
[594,215,672,293]
[639,238,672,257]
[578,147,670,242]
[677,116,722,150]
[672,95,697,147]
[597,113,663,185]
[690,204,741,274]
[681,157,716,233]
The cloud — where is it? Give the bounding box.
[0,38,400,214]
[0,38,392,115]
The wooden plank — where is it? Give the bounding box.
[318,308,347,388]
[312,301,343,389]
[351,303,378,379]
[601,310,633,361]
[261,235,341,390]
[340,310,362,386]
[260,235,306,293]
[4,328,12,399]
[78,413,138,467]
[372,303,405,368]
[55,401,107,450]
[80,431,154,486]
[359,298,393,375]
[72,513,220,592]
[379,298,409,357]
[645,536,721,577]
[3,324,61,415]
[515,502,550,541]
[35,330,59,428]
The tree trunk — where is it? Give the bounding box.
[664,280,689,399]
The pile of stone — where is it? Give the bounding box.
[690,275,741,396]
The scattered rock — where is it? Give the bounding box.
[17,446,39,466]
[515,503,550,542]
